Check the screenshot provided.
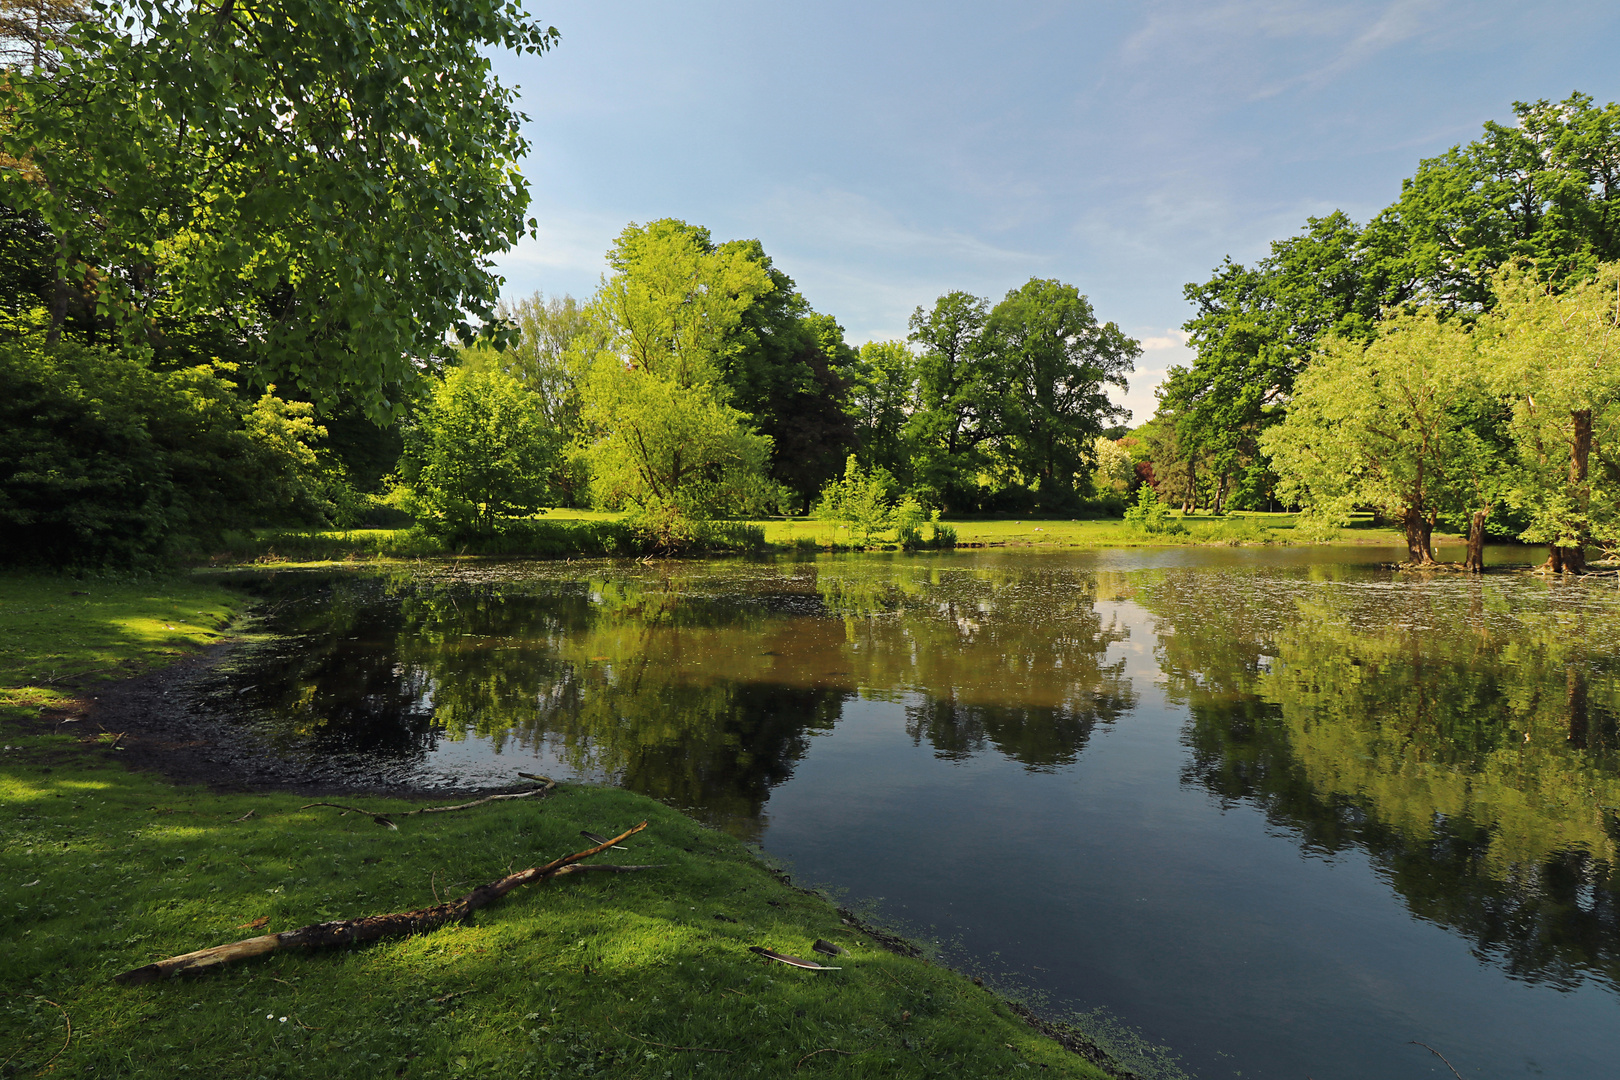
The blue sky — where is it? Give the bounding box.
[489,1,1620,422]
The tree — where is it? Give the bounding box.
[1383,94,1620,313]
[1484,263,1620,572]
[0,0,85,71]
[979,278,1136,508]
[1260,313,1486,564]
[1092,435,1134,495]
[847,340,917,481]
[575,220,782,527]
[0,0,557,416]
[1165,211,1407,511]
[905,291,992,510]
[404,367,556,535]
[0,334,333,564]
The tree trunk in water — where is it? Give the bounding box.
[1465,509,1488,572]
[1402,507,1435,564]
[1561,409,1593,573]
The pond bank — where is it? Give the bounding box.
[0,571,1127,1079]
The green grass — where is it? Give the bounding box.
[0,576,1114,1079]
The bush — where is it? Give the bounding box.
[402,367,559,535]
[0,335,332,565]
[1123,486,1185,535]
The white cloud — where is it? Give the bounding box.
[1112,326,1195,426]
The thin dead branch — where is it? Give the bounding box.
[795,1047,857,1069]
[609,1022,733,1054]
[749,946,841,971]
[114,822,651,985]
[301,776,556,829]
[1410,1041,1465,1080]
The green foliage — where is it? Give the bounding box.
[1122,485,1184,535]
[847,339,917,480]
[403,367,557,537]
[980,278,1137,507]
[1159,94,1620,514]
[1260,313,1487,562]
[1484,264,1620,557]
[0,336,334,565]
[576,220,786,532]
[1,0,558,417]
[815,454,901,546]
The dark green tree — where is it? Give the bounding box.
[980,278,1136,509]
[905,290,993,511]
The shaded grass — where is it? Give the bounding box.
[0,572,247,718]
[0,578,1113,1078]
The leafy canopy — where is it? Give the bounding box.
[0,0,558,417]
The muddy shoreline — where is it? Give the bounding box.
[66,638,518,799]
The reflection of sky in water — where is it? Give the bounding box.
[210,547,1618,1080]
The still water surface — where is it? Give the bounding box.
[208,548,1620,1079]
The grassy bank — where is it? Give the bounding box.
[0,576,1116,1078]
[214,509,1477,566]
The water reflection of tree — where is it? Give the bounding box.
[233,560,1137,827]
[1140,570,1620,990]
[812,558,1135,771]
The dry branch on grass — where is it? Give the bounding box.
[300,774,556,829]
[114,821,652,985]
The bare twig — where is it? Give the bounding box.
[795,1047,857,1070]
[34,996,72,1072]
[232,809,256,823]
[114,823,651,985]
[301,776,556,829]
[609,1022,733,1054]
[1410,1041,1466,1080]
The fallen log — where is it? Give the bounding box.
[115,821,651,985]
[300,775,557,829]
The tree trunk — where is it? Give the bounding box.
[1401,507,1435,565]
[1545,546,1566,573]
[1464,509,1489,573]
[1559,410,1593,573]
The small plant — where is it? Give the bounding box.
[1123,487,1185,535]
[814,456,900,547]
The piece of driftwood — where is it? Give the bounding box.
[301,775,556,829]
[749,946,841,971]
[114,821,651,986]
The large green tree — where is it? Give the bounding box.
[1484,264,1620,571]
[1260,313,1489,564]
[905,290,993,510]
[575,220,781,528]
[979,278,1136,508]
[0,0,557,417]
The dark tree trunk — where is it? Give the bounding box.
[1558,545,1588,574]
[1559,408,1593,574]
[1567,667,1589,749]
[1401,506,1435,564]
[1545,546,1565,573]
[1465,509,1489,573]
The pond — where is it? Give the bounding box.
[202,548,1620,1079]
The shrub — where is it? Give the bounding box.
[402,367,559,535]
[0,336,331,565]
[1123,486,1185,535]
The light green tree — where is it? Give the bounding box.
[1091,435,1134,495]
[847,340,916,481]
[1260,313,1487,564]
[1484,264,1620,572]
[405,368,556,535]
[575,220,783,531]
